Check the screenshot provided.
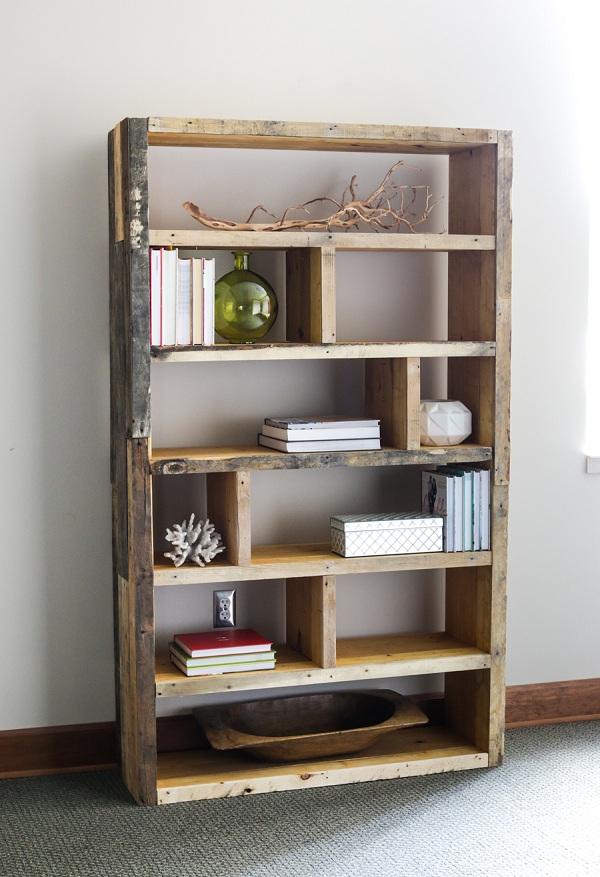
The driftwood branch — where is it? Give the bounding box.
[183,160,441,233]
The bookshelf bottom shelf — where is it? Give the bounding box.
[156,725,487,803]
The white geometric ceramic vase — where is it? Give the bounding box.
[420,399,472,446]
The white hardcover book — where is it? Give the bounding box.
[258,435,381,453]
[150,249,162,345]
[480,468,491,550]
[453,473,464,552]
[462,470,473,551]
[161,249,177,346]
[421,471,454,552]
[192,257,204,345]
[472,469,481,550]
[202,258,215,345]
[265,417,380,430]
[176,258,192,345]
[262,424,380,442]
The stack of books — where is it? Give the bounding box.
[169,629,275,677]
[421,466,490,552]
[258,416,381,453]
[150,248,215,347]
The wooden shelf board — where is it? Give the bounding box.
[153,545,492,586]
[152,340,496,363]
[156,725,488,803]
[147,117,497,154]
[155,633,491,698]
[151,444,492,475]
[149,229,495,252]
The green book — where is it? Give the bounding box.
[169,642,275,668]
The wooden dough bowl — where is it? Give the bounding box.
[194,690,429,762]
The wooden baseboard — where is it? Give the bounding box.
[0,722,117,779]
[505,678,600,729]
[2,679,599,779]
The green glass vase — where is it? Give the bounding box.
[214,252,278,342]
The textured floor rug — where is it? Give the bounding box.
[1,722,599,877]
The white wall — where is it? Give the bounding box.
[1,0,598,730]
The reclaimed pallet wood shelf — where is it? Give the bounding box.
[151,340,496,363]
[109,115,511,805]
[156,633,491,698]
[153,546,492,586]
[156,726,488,803]
[149,229,495,252]
[150,444,493,475]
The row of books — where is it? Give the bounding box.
[257,416,381,453]
[150,248,215,347]
[170,629,275,677]
[421,466,490,552]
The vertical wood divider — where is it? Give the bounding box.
[365,357,421,449]
[206,471,251,566]
[286,575,336,668]
[445,134,512,767]
[286,246,336,342]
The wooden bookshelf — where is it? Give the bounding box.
[109,116,512,805]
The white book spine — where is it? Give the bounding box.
[480,469,491,550]
[150,249,162,345]
[463,471,473,552]
[446,477,455,552]
[472,470,481,550]
[192,258,204,345]
[176,258,192,345]
[161,249,177,346]
[203,258,215,345]
[454,475,464,552]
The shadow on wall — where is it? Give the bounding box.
[37,137,114,724]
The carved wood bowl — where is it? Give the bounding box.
[194,690,429,762]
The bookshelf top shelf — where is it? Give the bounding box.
[149,230,495,252]
[147,117,498,154]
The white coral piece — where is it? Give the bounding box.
[164,514,226,567]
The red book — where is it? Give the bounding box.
[174,629,273,658]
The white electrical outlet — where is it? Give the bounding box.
[213,589,236,628]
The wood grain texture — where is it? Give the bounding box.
[147,117,497,154]
[109,120,156,804]
[153,545,492,586]
[206,471,251,566]
[152,340,496,363]
[150,229,495,251]
[120,439,157,803]
[126,118,151,439]
[365,358,421,449]
[156,726,487,803]
[505,678,600,728]
[155,632,490,698]
[150,444,492,475]
[0,723,116,780]
[196,690,427,762]
[311,246,336,342]
[286,576,336,668]
[446,137,512,767]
